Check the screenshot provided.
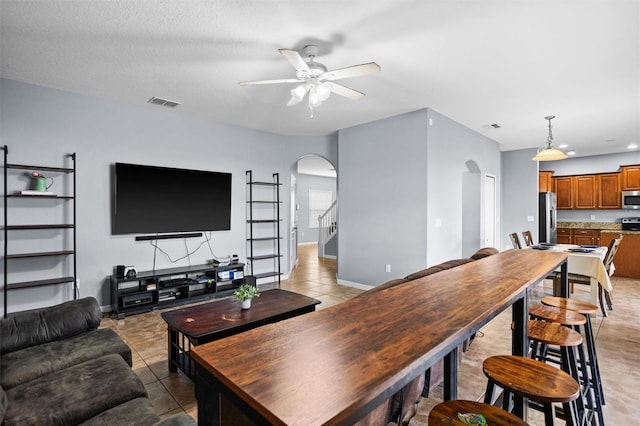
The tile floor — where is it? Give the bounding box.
[103,244,640,425]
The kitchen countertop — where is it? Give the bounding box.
[557,221,622,230]
[557,222,638,234]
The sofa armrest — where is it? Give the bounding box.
[0,297,102,355]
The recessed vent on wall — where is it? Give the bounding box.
[147,97,181,108]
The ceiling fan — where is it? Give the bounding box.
[239,45,381,117]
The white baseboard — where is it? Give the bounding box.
[336,278,373,291]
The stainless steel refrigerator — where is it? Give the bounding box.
[538,192,557,244]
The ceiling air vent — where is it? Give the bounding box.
[147,97,181,108]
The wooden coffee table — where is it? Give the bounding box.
[160,288,320,378]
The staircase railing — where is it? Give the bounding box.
[318,200,337,256]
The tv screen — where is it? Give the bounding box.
[112,163,232,235]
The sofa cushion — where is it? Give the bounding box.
[3,354,147,425]
[405,259,475,281]
[470,247,499,260]
[80,397,160,426]
[153,414,198,426]
[0,297,102,355]
[0,385,7,423]
[1,327,132,389]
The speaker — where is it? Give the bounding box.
[115,265,125,278]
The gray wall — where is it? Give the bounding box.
[295,173,336,244]
[501,148,539,248]
[337,109,501,287]
[425,109,501,264]
[0,78,337,314]
[540,151,640,224]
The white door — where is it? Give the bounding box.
[290,174,298,269]
[483,174,497,248]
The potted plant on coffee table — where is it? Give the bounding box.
[233,283,260,309]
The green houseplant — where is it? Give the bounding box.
[233,284,260,309]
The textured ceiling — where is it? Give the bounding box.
[1,0,639,158]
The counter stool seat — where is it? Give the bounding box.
[428,400,528,425]
[528,304,586,326]
[528,319,583,347]
[540,296,598,316]
[483,355,580,426]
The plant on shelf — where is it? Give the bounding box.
[233,284,260,309]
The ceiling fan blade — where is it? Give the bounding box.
[239,78,301,86]
[322,62,381,81]
[326,82,365,100]
[278,49,311,73]
[286,96,304,106]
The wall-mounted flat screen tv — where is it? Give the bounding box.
[112,163,232,235]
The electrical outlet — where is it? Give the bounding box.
[590,214,596,220]
[385,264,391,273]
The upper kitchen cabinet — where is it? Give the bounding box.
[554,176,573,209]
[549,171,622,210]
[573,175,597,209]
[539,171,554,193]
[621,165,640,190]
[597,173,621,209]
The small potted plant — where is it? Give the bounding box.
[233,283,260,309]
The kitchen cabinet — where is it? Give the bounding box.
[573,175,597,209]
[554,177,573,209]
[621,165,640,190]
[572,229,600,246]
[600,232,640,278]
[557,228,572,244]
[597,173,621,209]
[556,228,600,245]
[553,173,620,209]
[539,171,554,193]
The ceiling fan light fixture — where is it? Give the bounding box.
[308,86,323,107]
[315,83,331,102]
[532,115,568,161]
[291,84,308,100]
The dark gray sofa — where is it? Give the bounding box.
[366,247,500,425]
[0,297,195,426]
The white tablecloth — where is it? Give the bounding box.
[546,244,612,307]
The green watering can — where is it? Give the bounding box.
[31,172,54,192]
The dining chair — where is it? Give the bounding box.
[522,230,534,247]
[567,234,622,316]
[509,233,522,249]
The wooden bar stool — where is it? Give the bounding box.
[528,320,585,424]
[541,296,606,425]
[483,355,580,426]
[429,400,528,425]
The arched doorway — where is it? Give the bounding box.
[291,155,337,270]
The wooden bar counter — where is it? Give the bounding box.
[191,249,568,426]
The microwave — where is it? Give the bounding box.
[622,190,640,209]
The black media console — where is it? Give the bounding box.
[110,262,247,317]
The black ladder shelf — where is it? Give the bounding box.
[2,145,77,317]
[246,170,282,285]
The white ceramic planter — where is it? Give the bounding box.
[241,299,252,310]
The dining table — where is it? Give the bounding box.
[191,249,569,425]
[531,243,612,310]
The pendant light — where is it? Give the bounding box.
[532,115,568,161]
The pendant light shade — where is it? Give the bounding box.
[532,115,568,161]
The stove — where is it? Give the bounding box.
[621,217,640,231]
